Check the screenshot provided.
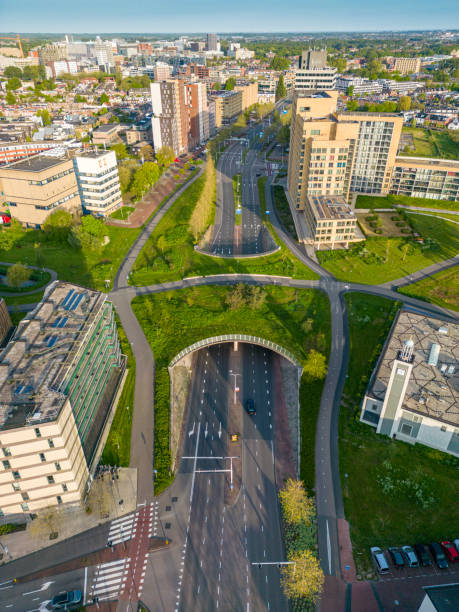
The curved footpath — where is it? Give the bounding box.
[0,262,57,307]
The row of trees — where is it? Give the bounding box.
[189,156,216,240]
[117,145,176,201]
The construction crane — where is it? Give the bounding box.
[0,34,24,58]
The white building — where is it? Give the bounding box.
[336,76,384,95]
[360,310,459,457]
[73,150,122,217]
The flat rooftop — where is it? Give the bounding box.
[1,155,68,173]
[368,310,459,427]
[93,124,119,133]
[0,282,106,431]
[395,156,459,170]
[308,195,356,221]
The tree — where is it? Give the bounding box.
[110,142,128,161]
[275,74,287,101]
[42,209,74,242]
[4,66,22,79]
[22,64,46,81]
[397,95,411,111]
[6,263,30,289]
[277,125,290,146]
[212,81,221,90]
[225,77,236,91]
[279,479,315,526]
[68,215,106,250]
[139,144,154,161]
[36,109,52,126]
[74,94,87,103]
[131,162,161,199]
[5,91,16,105]
[346,100,359,111]
[270,56,291,71]
[303,349,327,379]
[155,146,175,168]
[118,160,138,193]
[6,77,22,91]
[99,92,109,104]
[281,549,324,603]
[346,85,354,97]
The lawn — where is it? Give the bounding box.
[3,290,45,306]
[399,267,459,312]
[0,266,51,293]
[110,206,135,220]
[399,127,459,160]
[272,185,298,240]
[0,222,141,292]
[130,173,318,286]
[339,293,459,576]
[132,285,330,493]
[317,214,459,284]
[101,316,135,467]
[355,193,459,212]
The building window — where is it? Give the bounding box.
[34,428,41,438]
[47,475,55,484]
[57,496,62,505]
[21,492,29,501]
[55,462,61,471]
[13,471,20,480]
[39,453,46,462]
[2,460,11,469]
[0,509,3,517]
[21,503,29,511]
[2,447,11,457]
[62,484,68,492]
[48,439,54,448]
[12,482,20,491]
[400,423,413,437]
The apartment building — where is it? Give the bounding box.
[287,90,403,209]
[336,76,384,95]
[360,310,458,458]
[73,150,122,217]
[295,48,337,92]
[393,57,421,75]
[153,62,172,81]
[390,157,459,201]
[184,82,210,149]
[92,124,122,146]
[303,195,360,249]
[206,33,218,52]
[234,82,258,110]
[0,155,81,228]
[0,282,124,515]
[150,80,188,155]
[211,90,243,127]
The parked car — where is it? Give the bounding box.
[414,543,432,567]
[50,590,82,610]
[454,539,459,553]
[245,398,256,416]
[402,545,419,568]
[389,547,405,569]
[0,213,11,225]
[441,541,459,562]
[429,542,449,568]
[370,547,389,574]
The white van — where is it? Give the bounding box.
[370,546,390,574]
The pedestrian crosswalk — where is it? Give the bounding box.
[107,512,138,546]
[90,558,131,602]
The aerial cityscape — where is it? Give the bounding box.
[0,2,458,611]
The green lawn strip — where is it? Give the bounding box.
[408,211,459,224]
[0,266,51,293]
[272,184,298,240]
[398,267,459,312]
[399,127,437,157]
[317,215,459,284]
[130,173,318,286]
[3,290,45,306]
[355,193,459,212]
[132,285,330,494]
[340,293,459,576]
[233,173,242,225]
[110,206,135,220]
[101,315,135,467]
[0,223,141,292]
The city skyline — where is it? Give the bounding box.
[1,0,458,33]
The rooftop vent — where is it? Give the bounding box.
[427,343,440,367]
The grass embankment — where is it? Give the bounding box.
[0,223,141,292]
[233,173,241,225]
[340,293,459,576]
[399,267,459,312]
[110,206,135,220]
[399,127,459,160]
[318,215,459,284]
[101,316,135,467]
[132,285,330,493]
[355,193,459,212]
[272,185,298,240]
[130,173,318,286]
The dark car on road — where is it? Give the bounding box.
[388,547,405,569]
[414,543,432,567]
[245,398,256,415]
[429,542,449,568]
[50,590,82,609]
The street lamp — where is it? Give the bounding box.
[228,370,240,404]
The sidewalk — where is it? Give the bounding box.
[0,468,137,564]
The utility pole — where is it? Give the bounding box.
[228,370,240,404]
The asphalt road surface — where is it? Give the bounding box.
[177,343,287,612]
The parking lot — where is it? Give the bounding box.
[377,555,459,582]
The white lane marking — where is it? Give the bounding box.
[84,566,88,604]
[326,519,332,575]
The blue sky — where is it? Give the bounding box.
[0,0,458,32]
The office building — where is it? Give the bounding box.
[211,90,243,127]
[0,282,125,515]
[360,310,458,458]
[46,60,78,78]
[190,41,206,52]
[0,156,81,228]
[287,90,403,209]
[150,80,188,156]
[92,124,122,146]
[73,150,122,217]
[153,62,172,81]
[390,157,459,201]
[336,76,384,95]
[0,141,54,166]
[295,48,337,92]
[234,82,258,110]
[393,57,421,75]
[206,33,218,52]
[39,43,69,64]
[303,195,360,249]
[94,37,114,69]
